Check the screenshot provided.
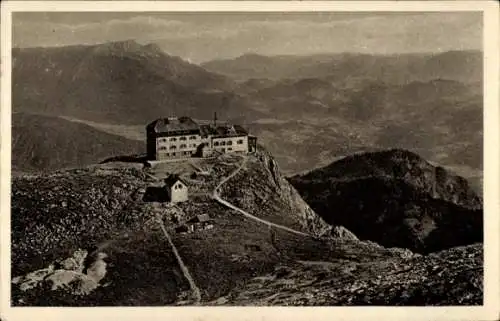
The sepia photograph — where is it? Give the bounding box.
[1,1,499,319]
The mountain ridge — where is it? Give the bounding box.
[202,50,482,83]
[13,40,256,125]
[289,149,483,253]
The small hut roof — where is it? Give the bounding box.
[187,214,212,223]
[164,174,187,189]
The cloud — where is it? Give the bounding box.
[13,15,191,47]
[12,12,482,62]
[232,12,482,54]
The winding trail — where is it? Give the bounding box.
[146,154,311,305]
[212,156,311,238]
[156,214,202,304]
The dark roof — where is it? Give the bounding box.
[187,214,212,223]
[164,174,187,188]
[147,117,199,134]
[199,124,248,137]
[147,117,248,137]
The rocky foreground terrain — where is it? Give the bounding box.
[11,149,483,306]
[210,243,482,306]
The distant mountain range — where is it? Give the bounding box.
[244,75,482,190]
[12,41,482,193]
[202,50,482,84]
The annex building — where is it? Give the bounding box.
[146,116,257,161]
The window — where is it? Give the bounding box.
[166,153,170,156]
[221,141,226,146]
[227,141,233,146]
[169,137,177,142]
[179,137,187,141]
[170,145,177,150]
[228,147,232,151]
[172,152,176,156]
[214,141,219,146]
[192,144,197,148]
[190,136,197,140]
[180,144,187,148]
[176,184,183,189]
[237,139,243,144]
[159,146,166,150]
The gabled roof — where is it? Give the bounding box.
[187,213,212,223]
[164,174,188,189]
[147,117,199,134]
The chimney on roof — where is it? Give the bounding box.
[213,112,217,128]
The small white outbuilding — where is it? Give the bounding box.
[164,174,188,203]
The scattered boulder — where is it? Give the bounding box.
[12,265,55,292]
[45,270,98,294]
[57,249,88,272]
[86,252,108,283]
[12,249,108,296]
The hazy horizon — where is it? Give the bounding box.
[13,11,482,63]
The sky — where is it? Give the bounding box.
[13,12,482,63]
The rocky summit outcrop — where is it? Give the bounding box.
[219,148,331,236]
[289,149,483,253]
[331,226,359,241]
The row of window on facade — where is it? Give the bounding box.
[214,139,244,147]
[159,143,197,150]
[159,135,198,143]
[160,151,193,157]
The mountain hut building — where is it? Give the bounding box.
[146,115,257,161]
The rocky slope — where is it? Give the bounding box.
[218,147,331,236]
[11,150,483,306]
[289,149,483,253]
[11,152,334,305]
